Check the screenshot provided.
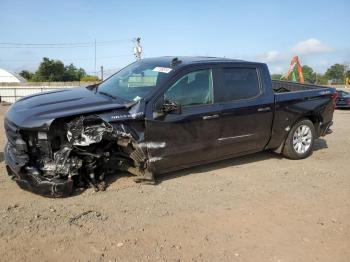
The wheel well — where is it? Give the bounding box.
[299,115,321,136]
[273,115,319,154]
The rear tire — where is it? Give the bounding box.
[282,119,315,160]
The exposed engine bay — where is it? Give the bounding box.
[5,114,155,197]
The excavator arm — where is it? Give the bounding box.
[282,56,304,83]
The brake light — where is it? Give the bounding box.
[347,98,350,105]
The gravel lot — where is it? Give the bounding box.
[0,104,349,262]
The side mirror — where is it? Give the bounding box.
[162,101,182,114]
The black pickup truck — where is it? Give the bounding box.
[4,57,336,197]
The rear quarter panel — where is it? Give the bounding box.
[267,89,335,149]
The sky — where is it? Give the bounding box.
[0,0,349,76]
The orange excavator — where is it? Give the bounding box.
[281,56,304,83]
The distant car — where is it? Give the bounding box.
[336,90,350,108]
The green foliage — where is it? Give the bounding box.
[19,70,34,81]
[315,74,328,85]
[273,63,350,85]
[302,65,316,84]
[345,70,350,79]
[20,59,350,86]
[271,74,283,80]
[28,57,90,82]
[80,75,100,82]
[325,64,345,83]
[63,63,87,81]
[32,57,65,81]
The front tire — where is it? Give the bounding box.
[282,119,315,160]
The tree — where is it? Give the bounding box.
[325,64,345,84]
[29,58,91,82]
[302,65,317,84]
[81,75,100,82]
[315,73,328,85]
[346,70,350,78]
[271,74,283,80]
[19,70,34,81]
[32,57,66,81]
[63,63,86,81]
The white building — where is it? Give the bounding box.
[0,68,26,83]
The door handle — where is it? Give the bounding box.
[257,107,271,112]
[202,114,219,120]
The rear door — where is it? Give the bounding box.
[145,67,222,172]
[214,65,274,157]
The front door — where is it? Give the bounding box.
[145,68,222,173]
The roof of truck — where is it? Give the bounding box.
[141,56,250,67]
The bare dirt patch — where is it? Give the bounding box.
[0,104,349,261]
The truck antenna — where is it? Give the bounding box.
[133,37,142,61]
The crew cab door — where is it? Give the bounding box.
[214,65,274,157]
[145,67,221,173]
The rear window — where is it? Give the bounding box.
[216,67,260,102]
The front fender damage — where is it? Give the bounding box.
[6,115,158,197]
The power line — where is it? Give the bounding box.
[0,36,140,76]
[0,54,133,62]
[0,42,91,46]
[0,39,131,45]
[0,45,94,49]
[0,39,132,47]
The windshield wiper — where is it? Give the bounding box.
[98,91,117,100]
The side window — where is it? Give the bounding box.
[216,67,260,102]
[164,69,213,107]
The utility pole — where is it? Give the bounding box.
[133,37,142,61]
[100,66,104,81]
[94,39,97,76]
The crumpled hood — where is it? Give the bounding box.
[5,87,129,130]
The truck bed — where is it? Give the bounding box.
[267,79,335,151]
[272,80,327,93]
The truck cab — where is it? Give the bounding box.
[143,58,275,173]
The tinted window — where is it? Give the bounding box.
[216,68,260,102]
[338,91,349,98]
[164,69,213,106]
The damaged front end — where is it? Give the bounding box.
[5,114,155,197]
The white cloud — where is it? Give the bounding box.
[269,65,285,74]
[255,38,339,74]
[256,50,285,63]
[291,38,333,55]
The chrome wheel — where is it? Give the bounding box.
[293,124,312,154]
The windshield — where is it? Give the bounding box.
[97,61,171,102]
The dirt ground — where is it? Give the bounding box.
[0,105,349,262]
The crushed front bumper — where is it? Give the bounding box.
[4,143,73,197]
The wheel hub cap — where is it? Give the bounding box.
[292,125,312,154]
